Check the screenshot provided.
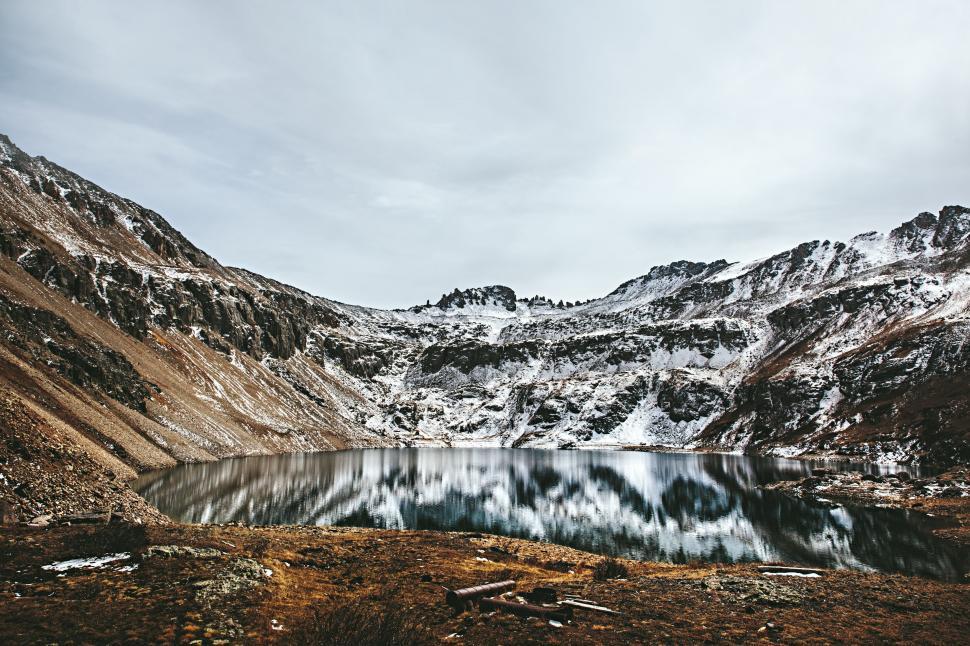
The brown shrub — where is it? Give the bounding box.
[71,523,148,557]
[592,556,628,580]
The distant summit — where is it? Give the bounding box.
[412,285,518,313]
[1,132,968,469]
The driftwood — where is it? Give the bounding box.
[522,587,557,604]
[59,510,113,525]
[560,599,621,615]
[445,580,516,609]
[58,510,126,525]
[479,597,573,622]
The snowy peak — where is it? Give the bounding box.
[0,134,30,165]
[888,211,942,254]
[413,285,518,314]
[931,205,970,250]
[0,132,220,273]
[1,131,968,467]
[839,206,970,267]
[598,259,729,309]
[886,205,970,253]
[409,285,587,318]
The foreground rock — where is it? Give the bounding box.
[1,523,969,644]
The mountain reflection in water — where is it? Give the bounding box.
[133,448,965,580]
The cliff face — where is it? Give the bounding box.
[376,205,970,467]
[0,132,967,501]
[0,134,387,493]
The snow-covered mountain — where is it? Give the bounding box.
[1,133,967,474]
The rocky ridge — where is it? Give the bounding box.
[0,130,967,520]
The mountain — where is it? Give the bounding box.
[0,131,967,518]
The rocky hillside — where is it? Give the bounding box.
[0,132,967,500]
[387,210,970,466]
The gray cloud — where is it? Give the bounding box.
[1,1,968,307]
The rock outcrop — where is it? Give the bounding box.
[0,130,967,509]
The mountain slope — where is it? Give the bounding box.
[0,134,386,485]
[0,131,967,506]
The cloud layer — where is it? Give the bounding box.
[2,1,968,307]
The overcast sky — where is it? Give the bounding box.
[1,1,968,307]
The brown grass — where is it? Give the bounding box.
[288,594,434,646]
[3,521,970,644]
[592,556,628,580]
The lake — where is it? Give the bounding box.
[133,448,965,580]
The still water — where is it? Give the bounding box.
[133,448,965,580]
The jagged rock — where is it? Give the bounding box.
[146,545,226,559]
[1,132,969,467]
[428,285,518,312]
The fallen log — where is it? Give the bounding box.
[522,587,557,604]
[445,580,516,609]
[560,599,621,615]
[479,597,572,622]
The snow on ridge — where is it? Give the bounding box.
[3,132,968,461]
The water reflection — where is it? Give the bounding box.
[133,448,965,580]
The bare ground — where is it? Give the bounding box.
[1,521,969,645]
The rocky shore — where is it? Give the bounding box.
[3,522,970,644]
[0,391,168,527]
[763,467,970,546]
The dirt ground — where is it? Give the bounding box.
[2,521,969,645]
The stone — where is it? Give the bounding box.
[939,487,963,499]
[146,545,225,559]
[27,514,53,527]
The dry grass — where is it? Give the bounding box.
[592,557,629,580]
[3,524,970,644]
[288,594,434,646]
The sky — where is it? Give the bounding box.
[1,1,968,308]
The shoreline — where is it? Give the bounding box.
[762,467,970,548]
[4,444,969,643]
[2,522,970,644]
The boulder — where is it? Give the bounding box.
[27,514,53,527]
